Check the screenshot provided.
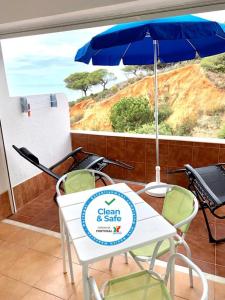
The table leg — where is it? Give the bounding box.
[65,227,75,283]
[82,264,90,300]
[59,209,66,273]
[170,238,175,299]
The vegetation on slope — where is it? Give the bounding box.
[69,57,225,138]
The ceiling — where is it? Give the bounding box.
[0,0,224,38]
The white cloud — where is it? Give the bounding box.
[196,10,225,22]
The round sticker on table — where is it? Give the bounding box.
[81,190,137,246]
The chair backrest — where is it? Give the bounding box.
[56,169,115,196]
[162,185,197,233]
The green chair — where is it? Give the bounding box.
[56,169,115,282]
[90,253,208,300]
[109,185,198,288]
[56,169,115,196]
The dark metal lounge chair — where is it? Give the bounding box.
[12,145,133,182]
[169,163,225,243]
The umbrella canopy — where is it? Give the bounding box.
[75,14,225,196]
[75,15,225,65]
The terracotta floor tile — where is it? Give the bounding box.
[22,288,61,300]
[215,223,225,241]
[192,259,216,275]
[174,272,214,300]
[90,255,140,277]
[184,235,216,265]
[0,240,29,273]
[0,274,31,300]
[69,268,112,300]
[4,249,57,286]
[35,258,80,299]
[216,243,225,267]
[188,216,215,240]
[0,222,22,240]
[32,235,62,258]
[216,264,225,277]
[6,227,43,248]
[68,284,84,300]
[214,282,225,300]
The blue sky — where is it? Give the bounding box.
[1,10,225,102]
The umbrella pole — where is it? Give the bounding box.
[154,40,160,181]
[145,40,168,197]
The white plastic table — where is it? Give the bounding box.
[57,183,176,300]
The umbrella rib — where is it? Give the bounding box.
[216,34,225,40]
[93,49,102,57]
[121,42,132,59]
[186,39,198,56]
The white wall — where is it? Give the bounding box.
[0,44,71,187]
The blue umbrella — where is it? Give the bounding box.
[75,15,225,196]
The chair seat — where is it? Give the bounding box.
[104,270,171,300]
[130,239,179,258]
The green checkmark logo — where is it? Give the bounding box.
[105,198,116,206]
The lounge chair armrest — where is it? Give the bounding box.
[49,147,83,170]
[104,159,134,170]
[89,277,102,300]
[174,197,198,229]
[217,163,225,166]
[165,253,208,300]
[167,168,186,174]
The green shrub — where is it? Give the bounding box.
[110,96,153,132]
[174,119,196,136]
[132,122,173,135]
[218,124,225,139]
[201,53,225,74]
[69,101,76,107]
[158,104,172,123]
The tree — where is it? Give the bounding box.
[91,69,116,90]
[110,96,153,132]
[64,72,91,96]
[122,64,172,78]
[122,66,140,77]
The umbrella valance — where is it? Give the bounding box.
[90,15,225,49]
[75,18,225,66]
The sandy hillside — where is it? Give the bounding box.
[70,64,225,132]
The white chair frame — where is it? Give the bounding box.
[56,168,115,196]
[90,253,208,300]
[109,184,198,288]
[56,169,115,282]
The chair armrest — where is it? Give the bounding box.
[174,197,198,230]
[49,147,83,170]
[165,253,208,300]
[88,169,115,185]
[89,277,102,300]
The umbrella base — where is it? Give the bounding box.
[145,181,168,197]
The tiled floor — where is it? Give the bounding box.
[9,182,225,278]
[0,221,224,300]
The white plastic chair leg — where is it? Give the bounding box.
[109,257,114,270]
[59,210,66,273]
[65,228,75,283]
[124,253,128,264]
[183,240,194,288]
